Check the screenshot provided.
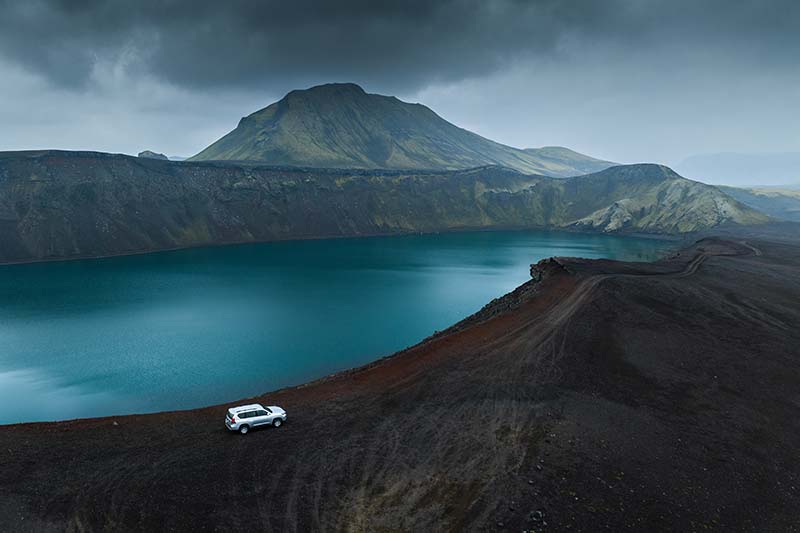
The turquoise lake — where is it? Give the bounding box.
[0,230,677,424]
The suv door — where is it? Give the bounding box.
[240,411,254,426]
[253,409,270,426]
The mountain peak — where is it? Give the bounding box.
[293,82,366,94]
[282,83,368,104]
[581,163,685,182]
[190,84,614,177]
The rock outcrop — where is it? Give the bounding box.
[137,150,168,160]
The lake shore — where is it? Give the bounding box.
[2,229,799,530]
[0,225,684,268]
[0,229,674,424]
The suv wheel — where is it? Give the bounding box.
[239,424,250,435]
[272,418,283,428]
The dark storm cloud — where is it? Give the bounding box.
[1,0,798,170]
[1,0,798,93]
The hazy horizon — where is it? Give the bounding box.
[1,1,798,185]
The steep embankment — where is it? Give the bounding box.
[0,151,764,263]
[1,236,799,531]
[189,83,614,176]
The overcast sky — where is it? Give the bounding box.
[0,0,798,168]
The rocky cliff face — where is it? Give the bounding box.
[0,151,765,263]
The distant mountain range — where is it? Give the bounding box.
[675,152,800,187]
[720,186,800,222]
[189,83,614,177]
[0,151,765,264]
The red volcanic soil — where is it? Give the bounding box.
[1,236,799,532]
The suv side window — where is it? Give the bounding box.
[242,411,254,419]
[255,410,268,417]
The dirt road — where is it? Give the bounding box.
[1,236,799,532]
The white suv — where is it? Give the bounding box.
[225,403,287,434]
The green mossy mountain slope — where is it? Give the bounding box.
[190,83,613,177]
